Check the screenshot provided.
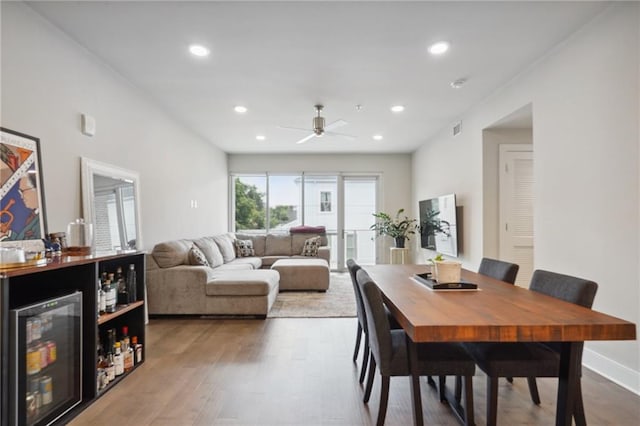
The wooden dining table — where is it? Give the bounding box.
[364,264,636,426]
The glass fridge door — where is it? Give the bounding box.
[10,292,82,426]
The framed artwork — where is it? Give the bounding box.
[1,127,47,251]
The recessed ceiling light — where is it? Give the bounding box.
[373,134,384,141]
[391,105,405,113]
[234,106,248,113]
[256,135,266,141]
[428,41,449,55]
[189,44,210,57]
[450,78,467,89]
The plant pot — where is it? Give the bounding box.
[434,260,462,283]
[394,237,406,248]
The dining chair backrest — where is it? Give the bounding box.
[478,257,519,284]
[529,270,597,309]
[347,259,367,332]
[356,269,393,374]
[529,269,598,356]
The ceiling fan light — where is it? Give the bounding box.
[391,105,405,113]
[428,41,449,55]
[189,44,210,57]
[234,105,248,113]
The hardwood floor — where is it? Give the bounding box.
[70,318,639,425]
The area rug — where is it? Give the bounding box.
[268,272,357,318]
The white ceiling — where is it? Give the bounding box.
[26,1,607,154]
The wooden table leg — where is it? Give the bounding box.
[556,342,579,426]
[406,334,424,426]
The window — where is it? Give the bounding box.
[320,191,332,212]
[268,175,301,231]
[234,175,267,232]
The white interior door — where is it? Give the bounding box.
[499,145,534,287]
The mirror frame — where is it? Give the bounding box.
[80,157,143,251]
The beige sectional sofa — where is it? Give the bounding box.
[146,231,330,317]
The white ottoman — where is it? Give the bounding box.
[271,259,330,291]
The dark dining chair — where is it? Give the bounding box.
[347,258,369,384]
[463,269,597,426]
[356,269,476,426]
[478,257,519,385]
[347,259,402,386]
[478,257,519,286]
[453,258,520,401]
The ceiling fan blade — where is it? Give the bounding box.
[295,133,316,144]
[278,125,312,133]
[324,130,357,140]
[324,119,347,131]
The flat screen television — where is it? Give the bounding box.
[419,193,459,257]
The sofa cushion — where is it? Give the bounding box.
[301,236,321,256]
[236,233,266,257]
[260,255,291,268]
[265,234,292,256]
[213,233,236,263]
[206,270,280,296]
[227,257,262,269]
[188,244,210,266]
[235,239,255,257]
[152,239,192,268]
[194,237,224,268]
[215,263,255,271]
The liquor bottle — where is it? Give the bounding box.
[97,343,110,390]
[132,336,143,365]
[116,266,129,305]
[123,329,134,373]
[98,278,106,315]
[104,280,117,313]
[121,326,130,349]
[114,342,124,376]
[126,264,137,303]
[106,351,115,382]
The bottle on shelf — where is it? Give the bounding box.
[104,278,116,313]
[113,342,124,376]
[126,263,137,303]
[120,326,133,372]
[132,336,143,365]
[97,342,109,391]
[116,266,129,305]
[98,277,106,316]
[106,350,115,383]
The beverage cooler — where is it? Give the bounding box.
[9,292,82,426]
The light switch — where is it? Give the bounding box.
[81,114,96,136]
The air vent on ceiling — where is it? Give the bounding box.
[452,121,462,137]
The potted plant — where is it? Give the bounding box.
[370,208,418,248]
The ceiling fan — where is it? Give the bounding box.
[279,105,356,144]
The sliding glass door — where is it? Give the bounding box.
[231,173,378,271]
[342,177,377,268]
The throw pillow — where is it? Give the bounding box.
[213,233,236,263]
[193,237,224,267]
[301,236,321,257]
[235,239,255,257]
[188,244,210,267]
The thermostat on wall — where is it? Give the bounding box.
[81,113,96,137]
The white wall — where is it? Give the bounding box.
[1,3,229,249]
[229,154,413,262]
[412,3,639,391]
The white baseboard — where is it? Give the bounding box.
[583,348,640,395]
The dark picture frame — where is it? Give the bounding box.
[1,127,47,251]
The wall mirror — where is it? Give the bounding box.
[81,157,142,252]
